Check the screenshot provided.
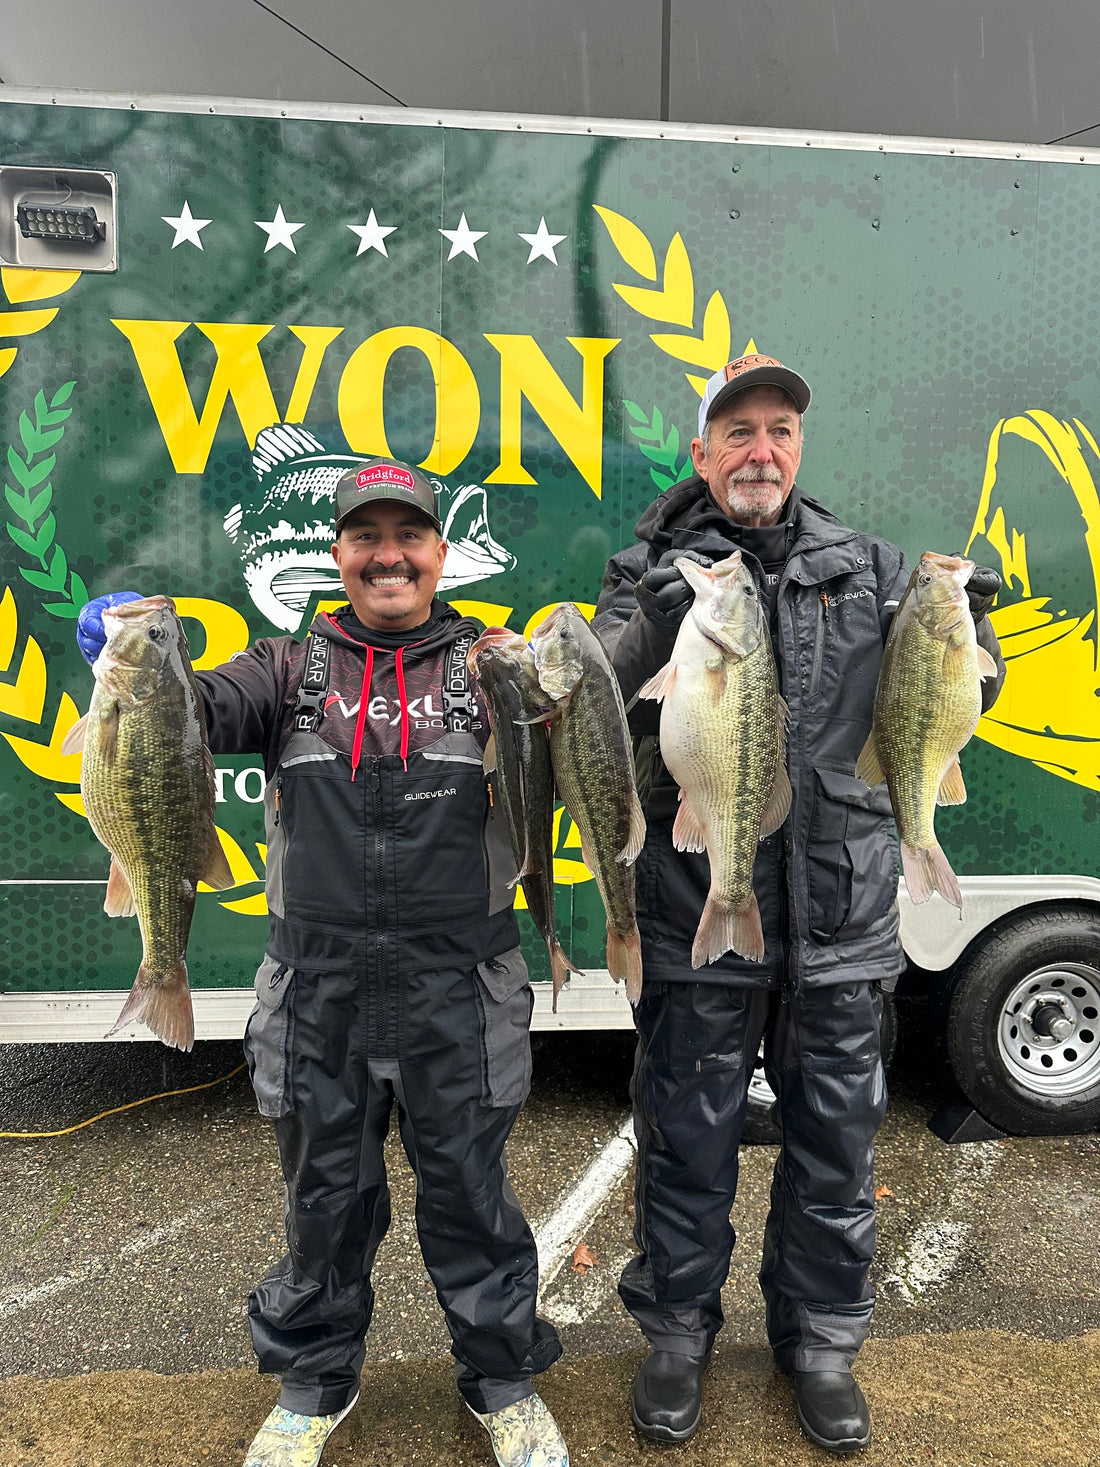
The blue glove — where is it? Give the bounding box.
[76,591,144,665]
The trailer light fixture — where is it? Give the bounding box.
[17,201,105,244]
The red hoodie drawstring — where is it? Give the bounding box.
[349,645,374,782]
[394,646,410,770]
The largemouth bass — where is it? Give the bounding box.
[530,604,645,1003]
[62,596,234,1049]
[467,627,580,1010]
[639,552,791,966]
[855,551,998,908]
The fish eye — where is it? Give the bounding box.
[744,584,756,597]
[148,624,166,641]
[918,573,932,585]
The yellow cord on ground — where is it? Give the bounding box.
[0,1061,247,1138]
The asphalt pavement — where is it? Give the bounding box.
[2,999,1100,1465]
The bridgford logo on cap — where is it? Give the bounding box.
[355,464,416,491]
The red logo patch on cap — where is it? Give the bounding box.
[355,465,416,491]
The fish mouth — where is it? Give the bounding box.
[699,623,750,658]
[468,626,528,672]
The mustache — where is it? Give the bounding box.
[361,564,418,580]
[728,464,784,486]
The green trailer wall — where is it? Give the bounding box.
[0,93,1097,1017]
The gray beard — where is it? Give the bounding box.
[723,468,786,523]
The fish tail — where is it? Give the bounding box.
[106,962,195,1052]
[606,923,643,1006]
[549,940,582,1013]
[692,893,765,967]
[901,840,962,910]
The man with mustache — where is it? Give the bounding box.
[594,356,1005,1454]
[76,456,568,1467]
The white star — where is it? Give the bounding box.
[348,209,398,257]
[161,201,212,250]
[255,205,305,254]
[518,218,567,265]
[439,213,487,262]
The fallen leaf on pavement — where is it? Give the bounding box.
[571,1243,598,1273]
[875,1185,894,1200]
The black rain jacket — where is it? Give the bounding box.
[594,476,1005,991]
[196,601,520,981]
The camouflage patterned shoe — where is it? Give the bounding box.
[469,1393,570,1467]
[243,1392,359,1467]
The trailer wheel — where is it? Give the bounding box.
[946,908,1100,1136]
[742,989,897,1146]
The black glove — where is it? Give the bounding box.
[965,564,1001,623]
[634,549,712,626]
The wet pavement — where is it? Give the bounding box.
[1,999,1100,1463]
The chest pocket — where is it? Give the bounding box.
[806,768,898,942]
[391,733,495,931]
[803,572,881,713]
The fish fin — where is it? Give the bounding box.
[203,745,219,805]
[579,840,596,875]
[97,701,120,766]
[606,923,643,1005]
[976,645,998,680]
[855,732,885,788]
[103,858,137,918]
[106,962,195,1051]
[517,766,538,876]
[637,662,677,702]
[692,893,765,967]
[936,757,967,807]
[901,840,962,909]
[60,713,88,756]
[481,733,497,773]
[760,753,792,837]
[672,790,707,854]
[201,833,237,891]
[549,940,583,1012]
[617,792,647,864]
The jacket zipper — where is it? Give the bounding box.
[809,590,829,698]
[370,756,389,1044]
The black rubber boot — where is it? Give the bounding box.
[631,1350,708,1442]
[792,1370,871,1454]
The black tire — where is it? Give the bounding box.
[742,989,898,1146]
[945,906,1100,1136]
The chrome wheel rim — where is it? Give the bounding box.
[998,962,1100,1098]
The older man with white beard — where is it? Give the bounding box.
[594,355,1005,1455]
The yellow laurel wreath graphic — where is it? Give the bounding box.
[593,206,733,395]
[0,267,82,380]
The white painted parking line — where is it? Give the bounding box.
[0,1206,212,1318]
[118,1205,207,1259]
[881,1140,1004,1303]
[535,1113,636,1312]
[0,1274,80,1320]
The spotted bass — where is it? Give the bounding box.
[855,551,998,908]
[530,604,645,1004]
[639,551,791,967]
[62,596,234,1049]
[467,627,580,1009]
